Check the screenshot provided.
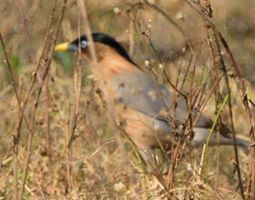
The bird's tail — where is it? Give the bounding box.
[192,127,250,153]
[235,137,250,154]
[219,123,250,153]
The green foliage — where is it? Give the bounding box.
[0,46,3,59]
[10,55,21,72]
[54,51,73,75]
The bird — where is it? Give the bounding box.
[55,32,249,173]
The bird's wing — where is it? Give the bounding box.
[108,71,213,130]
[109,71,171,117]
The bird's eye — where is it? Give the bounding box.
[81,40,87,48]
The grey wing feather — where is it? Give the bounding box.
[109,72,171,116]
[109,71,212,130]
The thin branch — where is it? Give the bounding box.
[18,0,68,199]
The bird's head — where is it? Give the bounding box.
[55,32,135,64]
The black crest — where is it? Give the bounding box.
[71,32,135,65]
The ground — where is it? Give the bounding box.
[0,0,255,199]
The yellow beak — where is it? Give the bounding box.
[54,42,70,52]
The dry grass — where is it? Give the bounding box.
[0,0,255,199]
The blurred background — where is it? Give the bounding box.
[0,0,255,199]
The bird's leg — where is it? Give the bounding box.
[138,147,169,174]
[153,147,170,174]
